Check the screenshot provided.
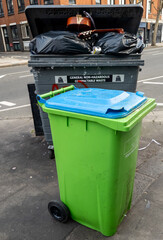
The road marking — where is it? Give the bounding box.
[0,75,6,79]
[0,101,16,107]
[0,71,29,79]
[157,103,163,106]
[143,51,159,55]
[11,56,28,59]
[0,104,30,112]
[19,74,33,78]
[143,82,163,85]
[6,70,29,76]
[152,52,160,55]
[152,53,163,56]
[144,47,163,52]
[138,75,163,83]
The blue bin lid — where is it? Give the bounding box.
[45,88,147,119]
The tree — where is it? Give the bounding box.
[151,0,163,46]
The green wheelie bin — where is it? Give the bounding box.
[37,85,156,236]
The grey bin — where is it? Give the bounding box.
[26,4,144,147]
[28,54,144,145]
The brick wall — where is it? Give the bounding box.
[148,0,162,20]
[0,0,162,27]
[0,0,27,26]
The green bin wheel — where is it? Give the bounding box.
[48,200,70,223]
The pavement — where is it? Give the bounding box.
[0,47,163,240]
[0,52,29,68]
[0,109,163,240]
[145,42,163,49]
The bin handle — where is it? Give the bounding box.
[36,85,75,105]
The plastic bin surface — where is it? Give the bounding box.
[25,5,143,37]
[38,87,156,236]
[26,5,144,145]
[44,88,147,119]
[30,54,144,145]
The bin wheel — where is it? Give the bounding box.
[48,200,70,223]
[48,149,55,159]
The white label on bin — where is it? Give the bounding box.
[54,75,124,84]
[55,76,68,84]
[67,75,112,83]
[124,133,138,158]
[112,74,124,82]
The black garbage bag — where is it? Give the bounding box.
[30,31,92,54]
[95,32,145,55]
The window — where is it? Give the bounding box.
[129,0,136,3]
[6,0,14,15]
[3,27,9,38]
[140,0,143,6]
[11,25,19,40]
[21,24,30,39]
[119,0,126,4]
[44,0,53,4]
[17,0,25,12]
[108,0,115,4]
[96,0,101,4]
[13,42,21,51]
[148,0,152,14]
[30,0,38,4]
[69,0,76,4]
[0,0,4,17]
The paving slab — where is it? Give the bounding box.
[132,172,154,207]
[138,148,163,179]
[0,119,77,240]
[141,109,163,143]
[0,57,28,68]
[66,173,163,240]
[0,53,29,68]
[143,173,163,207]
[0,184,77,240]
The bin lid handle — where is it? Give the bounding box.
[36,85,75,106]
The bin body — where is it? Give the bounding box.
[48,112,141,236]
[29,54,144,145]
[38,87,156,236]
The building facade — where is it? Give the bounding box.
[0,0,162,52]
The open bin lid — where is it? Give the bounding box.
[25,5,143,38]
[44,88,147,119]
